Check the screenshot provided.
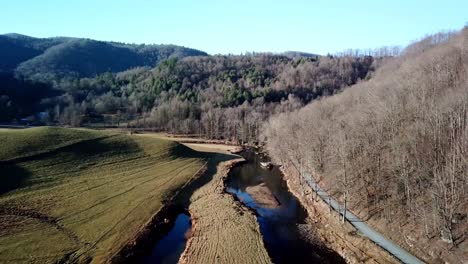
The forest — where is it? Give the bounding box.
[1,54,382,141]
[262,29,467,260]
[0,33,207,78]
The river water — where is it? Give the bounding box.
[144,213,191,264]
[144,150,342,264]
[226,150,344,263]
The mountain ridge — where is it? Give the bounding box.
[0,33,209,80]
[1,33,324,81]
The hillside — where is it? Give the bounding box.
[0,127,206,263]
[0,33,382,140]
[262,28,468,262]
[48,55,376,137]
[0,47,378,142]
[0,36,42,71]
[0,34,208,79]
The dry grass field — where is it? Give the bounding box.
[0,127,206,263]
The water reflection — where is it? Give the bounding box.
[145,213,191,264]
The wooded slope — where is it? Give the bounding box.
[263,28,467,263]
[0,33,207,79]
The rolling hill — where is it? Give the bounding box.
[0,127,206,263]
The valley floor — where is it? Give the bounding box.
[137,134,272,264]
[138,133,409,264]
[2,129,427,264]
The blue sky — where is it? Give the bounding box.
[2,0,466,55]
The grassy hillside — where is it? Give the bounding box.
[0,34,208,79]
[0,127,106,161]
[0,127,206,263]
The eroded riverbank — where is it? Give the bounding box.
[111,161,207,264]
[110,135,270,264]
[112,144,269,264]
[179,154,271,264]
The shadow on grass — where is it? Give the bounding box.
[3,135,130,163]
[0,162,31,195]
[0,135,143,195]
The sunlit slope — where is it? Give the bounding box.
[0,127,108,161]
[0,127,206,263]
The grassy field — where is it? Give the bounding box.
[136,132,241,153]
[0,127,206,263]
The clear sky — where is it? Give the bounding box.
[2,0,466,55]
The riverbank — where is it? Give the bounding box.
[132,133,400,263]
[128,133,398,263]
[280,163,398,264]
[111,164,207,263]
[112,141,270,263]
[179,152,271,264]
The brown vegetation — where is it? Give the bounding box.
[282,164,398,264]
[262,28,468,262]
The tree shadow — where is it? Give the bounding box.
[1,136,142,194]
[0,162,31,195]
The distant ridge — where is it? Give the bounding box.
[0,34,208,80]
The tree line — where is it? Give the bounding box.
[1,53,378,143]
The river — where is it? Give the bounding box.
[143,150,343,263]
[226,150,344,263]
[144,212,191,264]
